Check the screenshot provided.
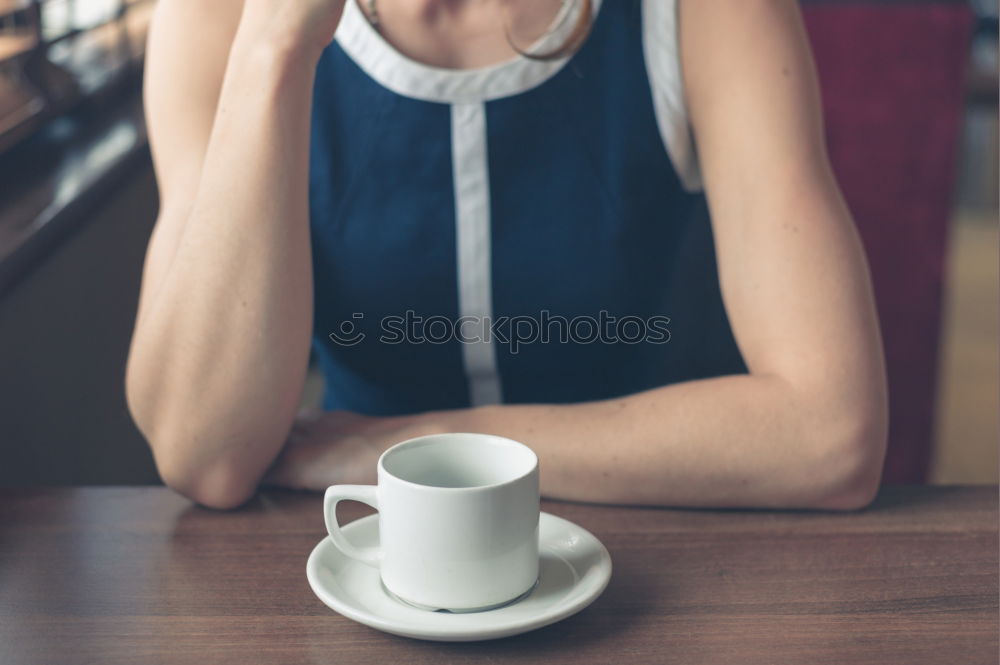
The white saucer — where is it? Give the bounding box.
[306,511,613,642]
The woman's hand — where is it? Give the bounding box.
[239,0,348,58]
[262,409,441,491]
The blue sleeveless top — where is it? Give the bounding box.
[309,0,745,415]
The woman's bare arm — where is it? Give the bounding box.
[125,0,343,509]
[267,0,887,511]
[447,0,887,509]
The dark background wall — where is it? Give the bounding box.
[0,166,160,486]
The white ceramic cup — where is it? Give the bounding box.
[324,432,540,612]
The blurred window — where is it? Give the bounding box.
[0,0,155,153]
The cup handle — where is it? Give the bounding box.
[323,485,381,568]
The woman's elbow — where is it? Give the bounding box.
[155,449,259,510]
[130,419,265,510]
[810,407,888,512]
[816,458,882,511]
[127,400,258,510]
[126,367,261,510]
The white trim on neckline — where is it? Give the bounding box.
[334,0,604,104]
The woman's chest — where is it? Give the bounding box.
[309,93,693,325]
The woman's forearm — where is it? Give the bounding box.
[427,373,885,510]
[126,32,319,508]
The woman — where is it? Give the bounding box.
[125,0,888,510]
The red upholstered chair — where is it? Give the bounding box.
[800,3,975,483]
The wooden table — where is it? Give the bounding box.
[1,486,996,664]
